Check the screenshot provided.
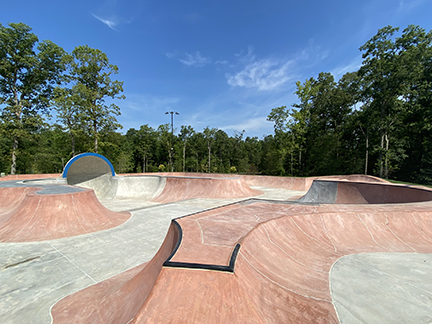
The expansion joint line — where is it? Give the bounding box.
[320,214,337,252]
[384,213,417,252]
[356,213,389,251]
[49,243,97,284]
[291,216,329,250]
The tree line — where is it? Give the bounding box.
[268,25,432,184]
[1,23,431,184]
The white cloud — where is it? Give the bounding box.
[226,58,293,91]
[122,93,181,112]
[221,116,272,135]
[180,51,211,67]
[167,51,211,67]
[330,56,363,80]
[215,60,229,65]
[397,0,426,13]
[92,14,119,31]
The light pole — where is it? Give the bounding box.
[165,111,179,172]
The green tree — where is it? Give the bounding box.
[358,26,406,178]
[203,126,217,172]
[179,125,195,172]
[0,23,66,174]
[136,125,157,172]
[157,124,171,170]
[51,86,83,156]
[68,45,124,153]
[394,25,432,183]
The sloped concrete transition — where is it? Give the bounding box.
[1,154,432,323]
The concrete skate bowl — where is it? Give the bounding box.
[51,196,432,323]
[83,173,262,202]
[63,153,117,198]
[242,174,388,191]
[119,173,384,202]
[0,186,130,242]
[152,175,261,203]
[300,179,432,204]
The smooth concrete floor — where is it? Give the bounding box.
[330,253,432,324]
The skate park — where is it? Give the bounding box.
[1,153,432,323]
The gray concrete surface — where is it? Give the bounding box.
[299,179,338,203]
[330,253,432,324]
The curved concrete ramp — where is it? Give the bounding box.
[0,186,40,213]
[114,176,166,200]
[51,222,179,323]
[0,189,130,242]
[152,176,261,203]
[49,192,432,323]
[300,179,432,204]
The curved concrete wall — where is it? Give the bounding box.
[0,189,130,242]
[115,176,166,200]
[51,221,180,323]
[300,180,432,204]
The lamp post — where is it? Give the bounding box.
[165,111,179,172]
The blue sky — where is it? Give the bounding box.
[2,0,432,138]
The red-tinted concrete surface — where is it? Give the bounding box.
[136,202,432,323]
[51,222,179,324]
[0,189,130,242]
[243,174,388,191]
[152,176,261,203]
[0,173,61,181]
[0,186,40,213]
[49,177,432,324]
[334,181,432,204]
[135,172,387,191]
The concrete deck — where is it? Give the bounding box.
[1,173,432,323]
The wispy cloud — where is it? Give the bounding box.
[295,39,329,64]
[226,58,294,91]
[123,93,181,112]
[222,116,272,135]
[92,13,119,31]
[166,51,211,67]
[225,43,331,91]
[330,56,363,80]
[215,60,229,65]
[397,0,426,13]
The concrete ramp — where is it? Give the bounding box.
[152,176,261,203]
[300,179,432,204]
[0,189,130,242]
[51,222,180,324]
[0,186,40,213]
[114,176,166,200]
[50,195,432,323]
